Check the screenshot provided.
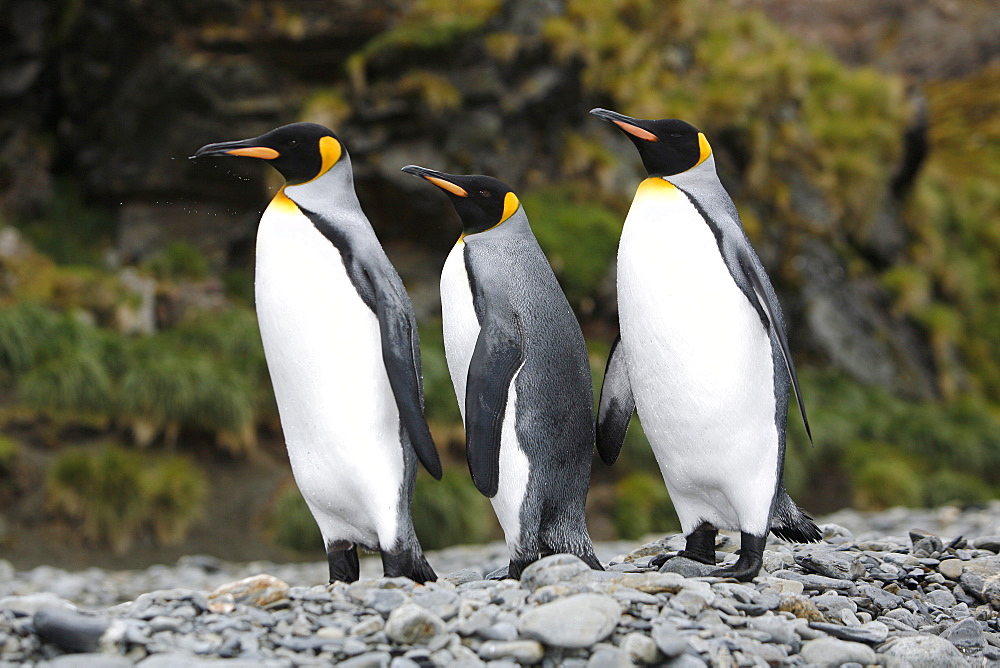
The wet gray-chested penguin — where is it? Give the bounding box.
[192,123,441,583]
[401,165,603,579]
[590,108,820,581]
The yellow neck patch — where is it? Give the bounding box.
[695,132,712,168]
[267,188,299,214]
[636,177,681,200]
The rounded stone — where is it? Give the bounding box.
[478,639,544,664]
[938,559,964,580]
[800,637,877,667]
[385,604,446,645]
[517,593,621,648]
[620,632,659,664]
[882,634,970,668]
[519,554,592,590]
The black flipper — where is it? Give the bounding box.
[369,268,443,480]
[465,308,525,498]
[737,247,812,443]
[596,334,635,465]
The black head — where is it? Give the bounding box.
[191,122,343,185]
[401,165,520,236]
[589,108,711,177]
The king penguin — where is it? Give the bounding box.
[192,123,441,583]
[401,165,603,579]
[589,108,821,581]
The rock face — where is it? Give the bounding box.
[1,0,983,404]
[1,505,999,666]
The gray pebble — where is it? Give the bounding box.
[650,620,687,658]
[882,634,970,667]
[799,637,877,667]
[971,536,1000,553]
[41,655,134,668]
[517,594,620,649]
[619,632,658,664]
[385,604,446,645]
[478,639,544,663]
[338,651,392,668]
[941,617,986,652]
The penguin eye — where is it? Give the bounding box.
[479,190,492,198]
[287,139,299,148]
[670,133,683,138]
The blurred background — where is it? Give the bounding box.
[0,0,997,570]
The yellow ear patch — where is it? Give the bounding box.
[318,136,342,175]
[426,176,468,197]
[695,132,712,167]
[500,191,520,223]
[226,146,280,159]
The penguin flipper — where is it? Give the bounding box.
[371,273,443,479]
[465,311,525,498]
[738,248,812,443]
[596,333,635,465]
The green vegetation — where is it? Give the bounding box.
[265,470,496,554]
[412,470,497,549]
[144,242,209,281]
[522,186,623,312]
[0,300,270,453]
[785,370,1000,511]
[267,482,322,554]
[46,445,206,553]
[1,0,998,558]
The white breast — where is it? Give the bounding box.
[618,181,778,536]
[440,241,529,552]
[255,200,403,549]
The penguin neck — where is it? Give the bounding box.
[281,157,373,235]
[659,154,721,190]
[463,207,533,243]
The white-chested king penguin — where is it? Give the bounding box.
[589,108,820,581]
[192,123,441,583]
[401,165,602,579]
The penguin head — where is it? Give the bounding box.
[590,108,711,177]
[401,165,520,236]
[191,122,344,185]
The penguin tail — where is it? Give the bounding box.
[769,490,822,544]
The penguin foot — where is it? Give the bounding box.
[381,548,438,583]
[485,565,510,580]
[326,544,360,584]
[708,532,766,582]
[650,526,719,568]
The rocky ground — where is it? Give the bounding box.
[1,503,999,667]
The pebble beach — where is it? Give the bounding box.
[2,502,999,667]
